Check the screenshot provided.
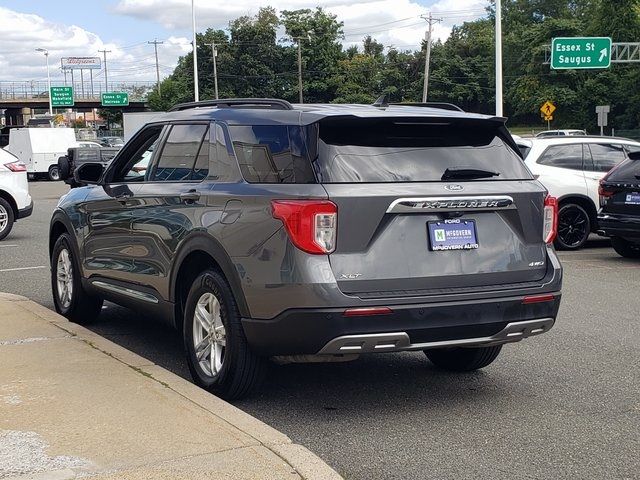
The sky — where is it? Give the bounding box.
[0,0,488,87]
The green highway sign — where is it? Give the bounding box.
[50,86,74,107]
[551,37,612,69]
[101,92,129,106]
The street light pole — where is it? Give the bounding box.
[495,0,503,116]
[36,48,52,115]
[192,0,200,102]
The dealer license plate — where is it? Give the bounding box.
[428,219,479,251]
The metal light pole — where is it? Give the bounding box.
[495,0,503,116]
[192,0,200,102]
[36,48,52,115]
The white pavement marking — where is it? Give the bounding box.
[0,244,18,248]
[0,266,47,273]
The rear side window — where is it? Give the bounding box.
[152,124,209,182]
[230,125,315,183]
[606,158,640,182]
[537,144,583,170]
[586,143,626,172]
[313,118,531,183]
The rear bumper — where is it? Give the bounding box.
[17,200,33,219]
[242,293,562,356]
[597,213,640,239]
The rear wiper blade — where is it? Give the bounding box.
[441,168,500,180]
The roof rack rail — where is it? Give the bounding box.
[390,102,464,112]
[168,98,294,112]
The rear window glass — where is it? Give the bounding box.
[537,144,583,170]
[229,125,315,183]
[606,158,640,181]
[313,119,531,183]
[587,143,626,172]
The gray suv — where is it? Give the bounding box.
[49,98,562,399]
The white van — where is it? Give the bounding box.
[6,128,78,180]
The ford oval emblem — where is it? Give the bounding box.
[444,184,464,191]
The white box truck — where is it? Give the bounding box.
[123,112,164,143]
[6,128,78,180]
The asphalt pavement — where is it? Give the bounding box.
[1,181,638,480]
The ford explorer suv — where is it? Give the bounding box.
[49,98,562,399]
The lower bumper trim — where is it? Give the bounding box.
[317,318,555,355]
[17,200,33,219]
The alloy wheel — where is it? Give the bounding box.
[0,204,7,233]
[192,292,226,378]
[557,205,589,249]
[56,248,74,309]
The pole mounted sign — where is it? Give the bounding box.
[61,57,102,70]
[101,92,129,106]
[50,86,74,107]
[551,37,612,69]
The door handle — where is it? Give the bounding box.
[180,190,201,203]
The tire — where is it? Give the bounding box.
[424,345,503,372]
[48,165,61,181]
[0,198,15,241]
[183,270,266,400]
[555,203,591,250]
[611,237,640,259]
[51,233,103,324]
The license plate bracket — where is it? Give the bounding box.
[428,219,479,251]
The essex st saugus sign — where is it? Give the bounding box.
[551,37,612,69]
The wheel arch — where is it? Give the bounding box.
[49,211,81,262]
[557,194,598,232]
[170,233,250,329]
[0,189,18,218]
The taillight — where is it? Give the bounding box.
[598,180,615,207]
[272,200,337,254]
[543,195,558,244]
[4,161,26,172]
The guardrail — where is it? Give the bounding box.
[0,81,155,101]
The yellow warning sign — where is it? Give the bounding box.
[544,115,553,121]
[540,101,556,117]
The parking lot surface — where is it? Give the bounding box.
[1,181,638,479]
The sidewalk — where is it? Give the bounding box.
[0,293,341,480]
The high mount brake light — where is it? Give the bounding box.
[272,200,337,254]
[543,196,558,244]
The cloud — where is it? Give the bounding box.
[114,0,488,50]
[0,6,190,85]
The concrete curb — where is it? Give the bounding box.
[0,293,342,480]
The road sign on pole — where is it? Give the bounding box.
[50,86,74,107]
[596,105,610,136]
[551,37,612,69]
[540,101,556,117]
[101,92,129,106]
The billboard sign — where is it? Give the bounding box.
[61,57,102,70]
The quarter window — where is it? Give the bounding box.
[229,125,315,184]
[587,144,626,173]
[151,124,209,182]
[537,144,583,170]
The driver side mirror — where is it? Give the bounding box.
[74,162,104,185]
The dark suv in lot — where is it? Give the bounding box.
[50,98,562,399]
[598,150,640,258]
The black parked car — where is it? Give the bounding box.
[49,98,562,399]
[598,150,640,258]
[58,147,120,188]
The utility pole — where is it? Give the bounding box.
[148,39,164,97]
[495,0,503,116]
[191,0,199,102]
[98,49,111,92]
[421,12,442,103]
[205,42,219,99]
[294,37,307,104]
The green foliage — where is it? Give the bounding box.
[152,1,640,130]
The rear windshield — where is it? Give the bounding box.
[314,118,532,183]
[606,158,640,182]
